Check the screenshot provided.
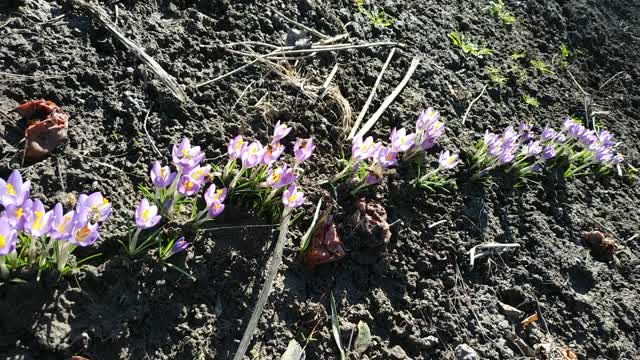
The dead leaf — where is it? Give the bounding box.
[583,231,616,259]
[520,312,539,328]
[564,349,578,360]
[351,198,391,247]
[302,217,346,271]
[12,100,69,163]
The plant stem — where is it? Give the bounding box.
[129,228,142,255]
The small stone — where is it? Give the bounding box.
[455,344,479,360]
[497,301,524,320]
[387,345,409,359]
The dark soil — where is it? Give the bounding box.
[1,0,640,359]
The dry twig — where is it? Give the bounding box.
[461,84,488,124]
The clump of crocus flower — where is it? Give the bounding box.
[417,150,461,189]
[469,118,624,180]
[222,121,310,212]
[0,170,109,278]
[331,107,455,193]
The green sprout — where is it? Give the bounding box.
[530,59,555,75]
[511,51,527,61]
[353,0,395,28]
[508,63,528,83]
[560,43,570,58]
[522,94,540,107]
[485,66,507,87]
[448,31,493,57]
[489,0,516,25]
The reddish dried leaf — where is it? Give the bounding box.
[303,218,346,271]
[583,231,616,259]
[351,198,391,247]
[13,100,69,163]
[13,100,59,121]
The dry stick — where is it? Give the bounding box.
[599,71,625,90]
[269,7,329,39]
[567,70,592,128]
[66,0,187,102]
[348,48,396,140]
[461,84,488,124]
[142,103,162,157]
[319,63,340,99]
[354,57,420,140]
[196,49,281,89]
[233,209,292,360]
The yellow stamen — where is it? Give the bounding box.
[57,215,72,233]
[103,198,109,205]
[183,180,195,191]
[181,148,193,159]
[6,184,16,196]
[75,225,91,241]
[288,193,298,202]
[142,208,150,221]
[0,235,5,249]
[270,173,280,183]
[234,139,244,150]
[160,167,168,179]
[16,207,24,219]
[32,211,43,230]
[214,189,224,200]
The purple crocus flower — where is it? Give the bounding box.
[0,170,31,207]
[204,184,228,207]
[518,121,535,141]
[390,127,416,152]
[556,133,567,143]
[522,141,542,157]
[262,142,285,166]
[49,203,75,240]
[77,192,112,223]
[294,138,315,164]
[68,218,99,247]
[502,126,519,142]
[598,129,614,147]
[487,139,505,158]
[266,164,297,189]
[498,150,516,165]
[134,198,161,229]
[562,117,576,132]
[272,121,292,143]
[150,161,177,188]
[579,130,598,148]
[23,199,54,237]
[0,216,17,255]
[438,150,460,170]
[376,147,398,168]
[241,141,264,168]
[364,173,380,185]
[168,237,189,257]
[352,136,376,161]
[187,165,211,185]
[421,119,445,150]
[594,147,613,163]
[483,130,500,147]
[177,175,201,196]
[416,108,440,131]
[228,135,246,160]
[282,184,305,208]
[172,138,205,171]
[541,126,557,141]
[542,146,556,160]
[612,153,624,164]
[3,198,32,231]
[206,200,225,218]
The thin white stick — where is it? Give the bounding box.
[319,63,340,98]
[354,57,420,140]
[348,48,396,139]
[599,71,625,90]
[461,84,488,124]
[428,219,447,229]
[269,7,329,39]
[142,103,162,157]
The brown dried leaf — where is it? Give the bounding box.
[583,231,616,259]
[564,349,578,360]
[303,217,346,271]
[13,100,69,163]
[520,312,539,328]
[351,198,391,247]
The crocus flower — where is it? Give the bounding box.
[416,108,440,131]
[518,121,535,141]
[612,154,624,164]
[23,199,54,237]
[438,150,460,170]
[168,237,189,257]
[272,121,292,143]
[487,139,505,158]
[0,216,17,255]
[187,165,211,184]
[502,126,519,142]
[541,126,557,141]
[172,138,205,171]
[598,129,614,147]
[177,175,201,196]
[376,147,398,168]
[282,184,305,208]
[352,136,376,161]
[3,198,32,231]
[241,141,264,168]
[542,146,556,160]
[0,170,31,207]
[498,150,516,165]
[556,133,567,143]
[364,173,380,185]
[150,161,176,188]
[421,119,445,150]
[77,192,112,223]
[134,198,161,229]
[262,142,285,166]
[266,165,297,189]
[579,130,598,148]
[207,201,225,218]
[390,127,415,152]
[228,135,246,160]
[522,141,542,157]
[204,184,228,206]
[594,147,613,163]
[294,138,315,164]
[68,219,99,247]
[483,130,500,147]
[49,203,75,240]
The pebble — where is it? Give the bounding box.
[497,301,524,320]
[455,344,479,360]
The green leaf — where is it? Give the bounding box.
[354,321,371,354]
[330,293,347,360]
